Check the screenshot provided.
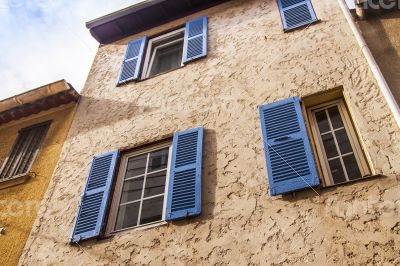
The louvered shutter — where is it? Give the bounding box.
[278,0,317,31]
[182,16,207,64]
[118,37,147,84]
[259,97,320,196]
[166,128,204,221]
[70,151,118,243]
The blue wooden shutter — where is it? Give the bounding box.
[182,16,207,64]
[118,37,147,84]
[70,151,118,243]
[166,128,204,221]
[259,97,320,196]
[277,0,317,31]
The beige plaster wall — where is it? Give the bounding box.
[20,0,400,265]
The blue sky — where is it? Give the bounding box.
[0,0,141,100]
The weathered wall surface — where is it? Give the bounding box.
[20,0,400,265]
[358,10,400,106]
[0,104,76,266]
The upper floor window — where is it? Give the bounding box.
[142,29,185,79]
[107,144,171,232]
[0,122,50,181]
[307,99,370,186]
[277,0,318,31]
[70,128,204,243]
[117,16,207,85]
[259,95,371,196]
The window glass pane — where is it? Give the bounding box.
[343,154,362,180]
[335,129,353,155]
[149,40,183,77]
[148,148,169,172]
[328,106,344,129]
[328,158,347,184]
[120,177,144,204]
[140,196,164,225]
[115,202,140,230]
[126,154,147,178]
[144,170,167,198]
[315,110,330,133]
[321,133,338,158]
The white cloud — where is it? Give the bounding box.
[0,0,143,100]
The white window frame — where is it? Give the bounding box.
[141,28,185,80]
[106,141,172,234]
[307,99,370,186]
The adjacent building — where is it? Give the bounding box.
[20,0,400,265]
[0,80,79,266]
[355,1,400,106]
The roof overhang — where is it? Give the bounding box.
[0,80,80,125]
[86,0,230,44]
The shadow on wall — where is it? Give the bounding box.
[357,10,400,106]
[68,95,163,139]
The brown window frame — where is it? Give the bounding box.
[307,99,370,186]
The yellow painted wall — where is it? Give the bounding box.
[0,103,76,266]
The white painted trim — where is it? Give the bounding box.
[141,28,185,80]
[106,142,172,235]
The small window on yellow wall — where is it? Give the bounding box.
[307,99,370,186]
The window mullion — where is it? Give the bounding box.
[137,152,150,226]
[325,108,350,182]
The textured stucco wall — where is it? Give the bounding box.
[0,104,76,266]
[20,0,400,265]
[358,10,400,106]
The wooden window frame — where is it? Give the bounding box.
[105,141,172,235]
[0,121,50,183]
[141,28,185,80]
[307,99,370,186]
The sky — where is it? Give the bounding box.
[0,0,142,100]
[0,0,357,101]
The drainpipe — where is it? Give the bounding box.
[337,0,400,128]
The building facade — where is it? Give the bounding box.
[356,1,400,106]
[0,80,79,266]
[21,0,400,265]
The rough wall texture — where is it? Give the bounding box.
[358,10,400,106]
[20,0,400,265]
[0,104,76,266]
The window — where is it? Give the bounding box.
[71,128,204,243]
[117,16,207,84]
[277,0,318,31]
[142,29,184,79]
[107,143,172,233]
[308,99,370,186]
[0,122,50,181]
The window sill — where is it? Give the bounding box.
[138,65,184,82]
[320,174,384,190]
[0,174,30,190]
[106,220,168,237]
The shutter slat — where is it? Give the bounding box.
[278,0,317,31]
[182,17,207,64]
[70,151,118,243]
[118,37,147,84]
[166,128,204,221]
[259,97,320,195]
